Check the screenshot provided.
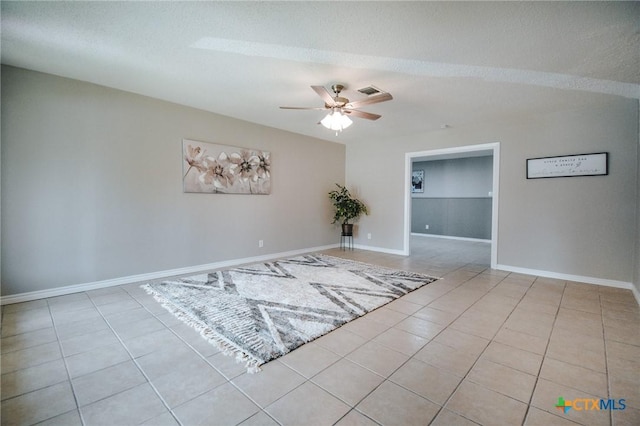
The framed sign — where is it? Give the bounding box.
[526,152,608,179]
[412,170,424,193]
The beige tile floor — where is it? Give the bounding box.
[1,237,639,426]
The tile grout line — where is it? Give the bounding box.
[519,277,566,425]
[536,285,612,425]
[126,258,454,426]
[424,269,533,425]
[249,265,482,425]
[121,283,283,426]
[46,297,89,426]
[128,279,360,425]
[245,318,383,423]
[125,284,266,425]
[599,291,613,426]
[0,302,87,424]
[406,266,501,423]
[131,264,365,425]
[349,267,483,412]
[3,242,636,426]
[323,265,494,425]
[85,290,185,426]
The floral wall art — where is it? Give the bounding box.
[182,139,271,194]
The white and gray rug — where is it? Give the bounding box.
[142,254,437,372]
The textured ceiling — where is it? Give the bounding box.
[2,1,639,144]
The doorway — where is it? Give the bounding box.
[403,143,500,268]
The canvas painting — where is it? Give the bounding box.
[183,139,271,194]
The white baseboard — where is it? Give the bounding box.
[411,233,491,243]
[495,263,636,293]
[5,246,638,308]
[353,244,407,256]
[0,244,339,305]
[632,285,640,307]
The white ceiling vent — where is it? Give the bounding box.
[357,85,383,96]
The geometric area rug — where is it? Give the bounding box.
[142,254,438,373]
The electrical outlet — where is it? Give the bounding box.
[367,233,372,240]
[425,225,430,230]
[258,240,264,248]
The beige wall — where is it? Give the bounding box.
[3,65,638,297]
[347,99,638,284]
[636,102,640,296]
[1,66,345,296]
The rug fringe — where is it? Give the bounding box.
[141,284,263,373]
[140,256,437,375]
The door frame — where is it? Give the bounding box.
[403,142,500,268]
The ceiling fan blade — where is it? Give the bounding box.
[311,85,337,107]
[343,109,381,121]
[345,92,393,109]
[279,106,327,110]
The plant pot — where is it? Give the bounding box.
[341,223,354,236]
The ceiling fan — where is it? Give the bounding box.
[279,84,393,133]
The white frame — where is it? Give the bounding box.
[404,143,500,269]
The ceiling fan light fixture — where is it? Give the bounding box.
[321,109,352,133]
[280,84,392,132]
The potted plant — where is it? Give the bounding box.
[328,183,369,236]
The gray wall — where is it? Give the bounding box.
[411,156,492,239]
[411,198,492,240]
[1,66,346,296]
[412,157,493,198]
[347,98,638,284]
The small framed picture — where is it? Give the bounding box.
[411,170,424,193]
